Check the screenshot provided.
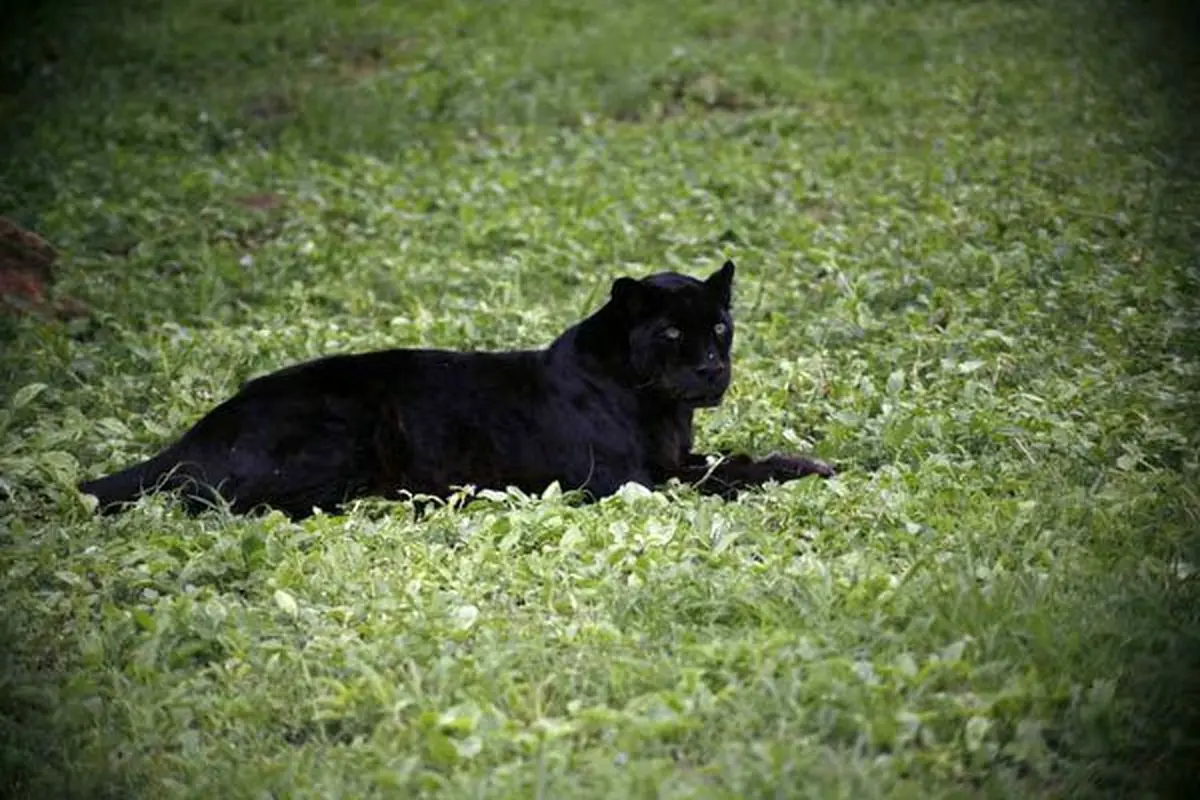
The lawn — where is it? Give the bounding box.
[2,0,1199,796]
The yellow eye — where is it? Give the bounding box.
[663,327,682,341]
[714,323,728,336]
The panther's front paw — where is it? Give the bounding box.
[773,455,836,479]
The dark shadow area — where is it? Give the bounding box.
[0,0,89,94]
[2,4,140,798]
[1099,2,1200,797]
[3,0,192,221]
[0,620,127,800]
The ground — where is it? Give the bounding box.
[1,0,1199,797]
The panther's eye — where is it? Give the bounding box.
[714,322,728,336]
[662,326,682,341]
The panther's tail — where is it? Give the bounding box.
[78,447,198,513]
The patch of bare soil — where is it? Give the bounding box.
[0,217,87,318]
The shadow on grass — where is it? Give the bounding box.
[1,8,148,800]
[0,0,137,222]
[0,621,129,800]
[1097,2,1200,797]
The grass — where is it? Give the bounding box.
[2,0,1199,796]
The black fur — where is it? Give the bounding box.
[79,260,833,518]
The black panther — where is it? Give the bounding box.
[79,260,834,518]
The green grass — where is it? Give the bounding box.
[2,0,1199,796]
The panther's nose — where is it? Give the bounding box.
[695,352,724,377]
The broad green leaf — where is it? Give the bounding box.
[11,383,47,410]
[451,604,479,631]
[273,589,299,617]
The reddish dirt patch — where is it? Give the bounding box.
[612,71,765,123]
[320,34,415,80]
[235,192,286,211]
[243,90,298,122]
[0,217,87,318]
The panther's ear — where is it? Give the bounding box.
[706,260,735,308]
[610,276,650,317]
